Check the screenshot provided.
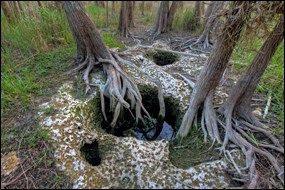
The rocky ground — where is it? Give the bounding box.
[2,27,275,189]
[32,39,248,188]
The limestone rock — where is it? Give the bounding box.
[37,41,237,189]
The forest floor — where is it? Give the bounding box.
[1,23,283,189]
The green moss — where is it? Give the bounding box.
[169,126,221,169]
[89,93,105,132]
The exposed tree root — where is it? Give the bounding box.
[217,113,284,188]
[178,35,213,54]
[111,51,165,119]
[176,76,283,188]
[67,48,166,137]
[179,103,283,188]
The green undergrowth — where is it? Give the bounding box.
[169,126,221,169]
[86,4,118,29]
[173,6,203,33]
[1,4,126,188]
[1,45,75,118]
[1,5,126,119]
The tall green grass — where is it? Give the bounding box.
[172,6,202,33]
[1,7,73,56]
[1,5,125,119]
[86,4,118,28]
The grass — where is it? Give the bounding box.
[86,4,118,29]
[101,32,126,50]
[1,3,126,189]
[172,5,203,33]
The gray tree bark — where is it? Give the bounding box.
[204,1,214,23]
[195,1,225,49]
[118,1,129,37]
[62,1,163,131]
[177,1,252,139]
[167,1,179,31]
[221,16,284,123]
[141,1,144,16]
[127,1,135,27]
[148,1,179,35]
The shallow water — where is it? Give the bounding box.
[131,121,175,141]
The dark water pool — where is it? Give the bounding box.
[131,121,175,141]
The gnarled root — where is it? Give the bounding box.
[111,51,165,120]
[98,57,151,128]
[68,48,166,137]
[217,112,284,188]
[174,34,213,54]
[176,76,221,144]
[176,87,284,188]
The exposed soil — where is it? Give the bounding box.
[1,67,74,189]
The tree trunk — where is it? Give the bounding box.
[1,1,14,22]
[17,1,24,14]
[112,1,115,15]
[204,1,214,22]
[177,1,251,139]
[177,2,284,188]
[189,1,202,30]
[222,16,284,122]
[106,1,108,26]
[141,1,144,16]
[55,1,63,10]
[95,1,105,8]
[62,1,165,135]
[218,15,284,188]
[195,1,225,49]
[37,1,42,7]
[118,1,129,37]
[127,1,135,27]
[132,1,135,10]
[167,1,179,31]
[149,1,181,35]
[201,1,205,16]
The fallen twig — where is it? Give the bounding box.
[138,44,208,59]
[263,89,272,119]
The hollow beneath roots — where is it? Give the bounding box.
[92,84,182,141]
[147,50,179,66]
[88,84,224,171]
[80,140,101,166]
